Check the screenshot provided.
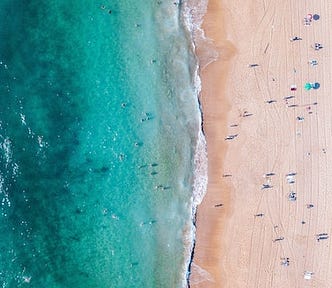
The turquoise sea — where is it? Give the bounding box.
[0,1,207,287]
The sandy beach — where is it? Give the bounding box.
[192,0,332,287]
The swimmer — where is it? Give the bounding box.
[23,276,31,283]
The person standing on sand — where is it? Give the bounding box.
[290,36,302,41]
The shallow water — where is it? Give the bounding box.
[0,1,203,287]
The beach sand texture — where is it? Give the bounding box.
[192,0,332,287]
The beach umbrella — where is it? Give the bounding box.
[313,14,320,21]
[312,82,320,89]
[304,83,312,90]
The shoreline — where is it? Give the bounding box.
[189,0,236,286]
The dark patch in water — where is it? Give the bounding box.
[100,166,109,173]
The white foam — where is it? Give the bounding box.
[0,173,10,208]
[181,0,209,207]
[20,113,27,125]
[0,134,20,208]
[182,0,219,69]
[12,163,19,176]
[179,1,211,287]
[37,135,48,148]
[180,212,197,288]
[2,137,13,167]
[180,136,208,287]
[192,131,208,206]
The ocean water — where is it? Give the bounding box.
[0,1,206,287]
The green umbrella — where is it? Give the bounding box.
[304,83,312,90]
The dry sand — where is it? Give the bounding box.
[191,0,332,287]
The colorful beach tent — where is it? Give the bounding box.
[312,82,320,89]
[313,14,320,20]
[304,83,312,90]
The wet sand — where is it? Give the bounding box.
[192,0,332,287]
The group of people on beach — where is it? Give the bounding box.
[219,9,330,279]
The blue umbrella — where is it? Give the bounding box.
[313,14,320,21]
[312,82,320,89]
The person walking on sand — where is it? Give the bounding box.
[248,64,259,68]
[290,36,302,42]
[273,236,284,242]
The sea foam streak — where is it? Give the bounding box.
[179,0,216,286]
[182,0,219,69]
